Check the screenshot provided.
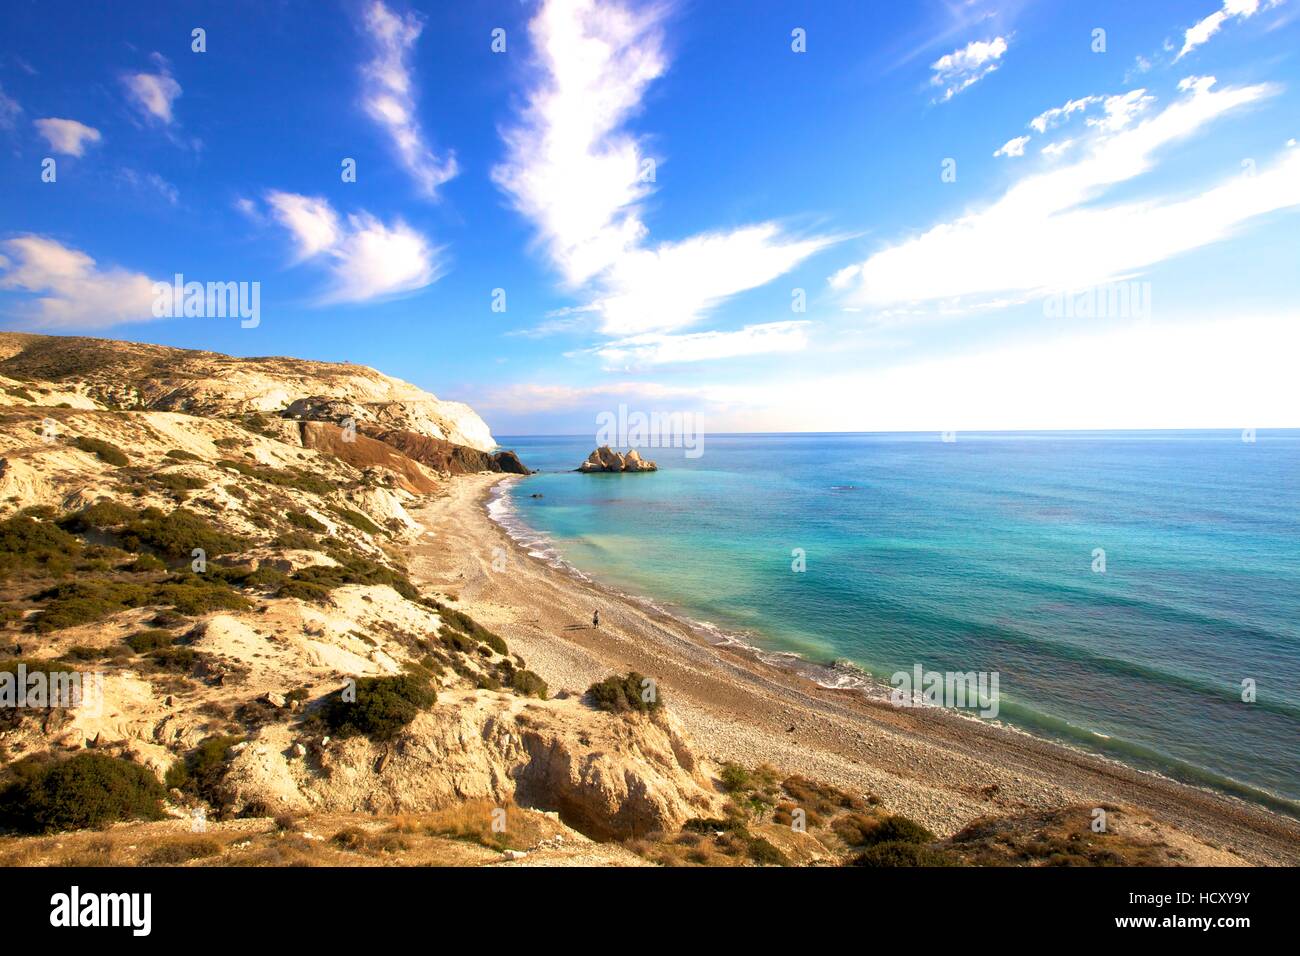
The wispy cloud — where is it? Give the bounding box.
[588,320,811,368]
[0,236,159,329]
[994,135,1028,158]
[831,77,1299,310]
[34,117,101,156]
[1177,0,1282,60]
[358,0,457,198]
[264,190,443,303]
[0,84,20,130]
[122,53,182,124]
[493,0,833,343]
[930,36,1008,102]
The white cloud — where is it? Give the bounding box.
[693,314,1300,432]
[0,85,21,130]
[1030,95,1101,133]
[493,0,832,341]
[994,135,1029,158]
[0,236,159,329]
[1177,0,1281,60]
[33,118,101,156]
[122,54,182,124]
[264,191,442,303]
[590,320,811,367]
[830,77,1299,310]
[119,168,179,205]
[359,0,457,198]
[930,36,1008,102]
[1086,90,1156,132]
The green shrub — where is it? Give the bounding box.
[285,549,419,602]
[430,602,507,654]
[746,836,790,866]
[328,506,383,536]
[276,579,333,603]
[125,553,167,573]
[856,815,935,847]
[318,674,436,742]
[30,576,249,632]
[57,500,138,532]
[153,473,208,493]
[73,436,129,467]
[0,753,166,833]
[216,459,333,495]
[165,735,242,801]
[587,671,661,714]
[126,629,174,653]
[509,668,548,699]
[0,514,82,578]
[117,508,246,559]
[285,511,327,533]
[851,840,953,867]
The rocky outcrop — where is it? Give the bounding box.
[216,690,721,839]
[297,421,441,494]
[0,332,496,451]
[578,446,658,473]
[368,428,531,476]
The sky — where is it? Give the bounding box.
[1,0,1298,436]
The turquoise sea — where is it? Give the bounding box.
[491,431,1300,813]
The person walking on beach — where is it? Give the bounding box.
[592,610,600,629]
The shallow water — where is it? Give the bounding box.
[494,431,1300,810]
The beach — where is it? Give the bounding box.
[406,473,1300,866]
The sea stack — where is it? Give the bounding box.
[578,445,658,473]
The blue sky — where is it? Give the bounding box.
[1,0,1298,436]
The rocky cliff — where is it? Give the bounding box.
[0,332,496,452]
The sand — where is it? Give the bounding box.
[405,474,1300,866]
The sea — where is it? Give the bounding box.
[488,431,1300,813]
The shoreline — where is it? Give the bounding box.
[405,473,1300,865]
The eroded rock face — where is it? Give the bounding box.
[216,690,720,839]
[368,428,531,476]
[578,446,658,473]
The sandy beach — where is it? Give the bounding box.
[406,473,1300,866]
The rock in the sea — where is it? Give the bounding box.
[577,445,658,473]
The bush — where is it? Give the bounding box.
[118,508,246,559]
[73,436,129,467]
[126,628,174,653]
[509,668,548,699]
[165,735,242,801]
[164,449,202,462]
[433,604,507,654]
[318,674,436,742]
[153,473,208,493]
[216,459,333,495]
[30,577,249,632]
[285,510,327,533]
[0,753,166,833]
[587,671,661,714]
[57,500,138,533]
[329,506,383,536]
[143,837,222,865]
[851,841,953,867]
[0,514,82,578]
[125,553,167,573]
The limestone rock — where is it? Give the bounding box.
[577,446,658,473]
